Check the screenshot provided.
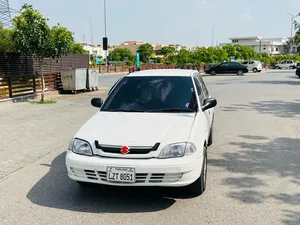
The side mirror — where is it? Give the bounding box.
[202,98,217,111]
[91,98,103,108]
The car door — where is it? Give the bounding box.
[193,74,211,136]
[228,62,241,73]
[218,62,231,74]
[197,74,213,126]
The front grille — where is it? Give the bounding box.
[95,141,160,155]
[70,168,183,184]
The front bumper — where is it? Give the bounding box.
[65,151,203,187]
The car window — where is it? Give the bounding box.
[250,61,255,64]
[193,76,202,96]
[220,62,230,67]
[197,75,209,98]
[101,76,195,112]
[242,61,248,65]
[193,75,206,105]
[229,62,240,67]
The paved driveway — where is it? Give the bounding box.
[0,70,299,225]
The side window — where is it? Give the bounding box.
[193,75,205,104]
[193,76,202,96]
[229,62,239,67]
[220,62,230,67]
[198,75,209,98]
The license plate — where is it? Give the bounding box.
[107,167,135,183]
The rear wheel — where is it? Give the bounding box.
[252,68,258,73]
[275,66,280,69]
[210,70,216,75]
[237,70,243,76]
[187,147,207,196]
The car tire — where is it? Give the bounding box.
[237,70,243,76]
[207,119,214,146]
[252,68,258,73]
[210,70,216,76]
[187,147,207,196]
[207,127,213,146]
[275,66,280,69]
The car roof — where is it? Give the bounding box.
[126,69,198,77]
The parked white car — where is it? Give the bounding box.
[275,60,297,69]
[65,69,217,196]
[242,60,262,73]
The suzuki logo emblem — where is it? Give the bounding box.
[121,146,130,154]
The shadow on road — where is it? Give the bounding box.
[210,135,300,224]
[26,152,198,213]
[222,100,300,118]
[247,80,299,85]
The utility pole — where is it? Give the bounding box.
[259,39,262,53]
[104,0,108,67]
[212,26,215,47]
[89,17,94,56]
[287,13,299,54]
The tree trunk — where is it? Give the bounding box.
[39,58,45,103]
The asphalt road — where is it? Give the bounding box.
[0,70,300,225]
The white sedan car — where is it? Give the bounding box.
[66,69,217,196]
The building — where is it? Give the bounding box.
[80,43,107,59]
[220,36,299,55]
[111,40,145,54]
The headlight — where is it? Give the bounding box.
[69,138,93,156]
[158,142,197,159]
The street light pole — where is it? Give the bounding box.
[104,0,108,67]
[287,13,299,54]
[212,26,215,47]
[89,17,94,54]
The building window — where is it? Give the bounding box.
[232,40,238,43]
[276,47,279,51]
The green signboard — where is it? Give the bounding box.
[136,52,140,69]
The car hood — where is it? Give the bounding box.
[75,112,196,146]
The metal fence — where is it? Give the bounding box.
[0,53,89,100]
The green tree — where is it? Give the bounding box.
[108,48,135,62]
[13,4,75,102]
[165,53,177,65]
[156,46,176,56]
[71,43,86,54]
[175,49,192,68]
[137,43,154,63]
[294,13,300,46]
[0,27,15,52]
[213,47,229,62]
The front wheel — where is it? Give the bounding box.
[237,70,243,76]
[210,70,216,76]
[187,147,207,196]
[252,68,258,73]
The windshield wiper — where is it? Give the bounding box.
[109,109,146,112]
[149,108,194,113]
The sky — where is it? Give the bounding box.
[8,0,300,47]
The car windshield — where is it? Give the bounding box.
[101,76,196,113]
